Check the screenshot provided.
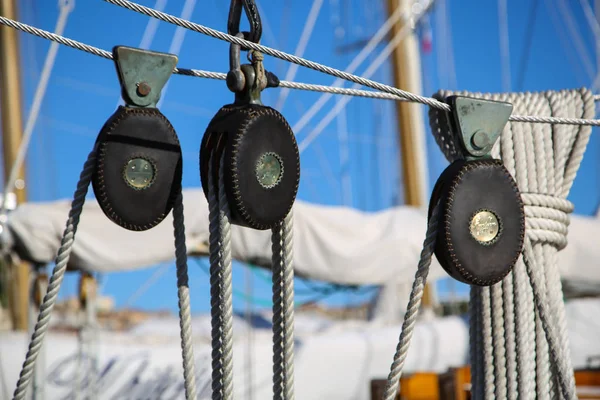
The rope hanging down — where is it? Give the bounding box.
[0,13,599,127]
[428,88,594,399]
[10,148,198,400]
[199,4,300,397]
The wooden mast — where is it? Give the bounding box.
[386,0,434,309]
[0,0,29,330]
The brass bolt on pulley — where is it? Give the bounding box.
[200,5,300,231]
[428,96,525,286]
[92,46,182,231]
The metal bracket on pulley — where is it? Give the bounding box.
[428,95,524,287]
[92,45,183,231]
[446,96,513,160]
[113,46,178,108]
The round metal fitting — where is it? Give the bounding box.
[255,152,283,189]
[469,210,501,244]
[428,158,525,287]
[471,130,491,150]
[123,157,155,190]
[136,82,151,97]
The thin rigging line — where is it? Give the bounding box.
[0,14,599,126]
[0,0,74,218]
[291,1,411,135]
[298,1,433,153]
[114,0,169,110]
[497,0,512,92]
[275,0,324,111]
[156,0,197,109]
[579,0,600,93]
[556,0,596,81]
[103,0,451,110]
[515,0,539,90]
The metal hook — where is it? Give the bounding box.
[227,0,262,46]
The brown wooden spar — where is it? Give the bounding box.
[0,0,29,331]
[386,0,434,308]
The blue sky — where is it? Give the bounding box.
[5,0,599,313]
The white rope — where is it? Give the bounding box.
[12,150,199,400]
[173,191,198,400]
[0,14,600,127]
[103,0,449,110]
[12,149,96,400]
[429,88,594,399]
[381,203,440,400]
[272,210,295,400]
[207,154,235,400]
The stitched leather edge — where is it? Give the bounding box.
[442,159,525,286]
[94,106,182,231]
[228,105,300,230]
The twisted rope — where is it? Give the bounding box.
[381,203,440,400]
[12,150,96,400]
[429,88,593,400]
[207,153,235,400]
[218,155,235,400]
[173,191,198,400]
[272,210,295,400]
[208,156,224,398]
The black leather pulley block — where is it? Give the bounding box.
[201,104,300,230]
[92,106,182,231]
[428,158,525,286]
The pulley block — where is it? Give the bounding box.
[200,39,300,230]
[428,96,525,286]
[92,46,182,231]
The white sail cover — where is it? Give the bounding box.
[1,298,599,400]
[1,188,599,286]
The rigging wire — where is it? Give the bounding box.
[113,0,168,110]
[497,0,512,92]
[515,0,539,90]
[0,10,598,128]
[156,0,197,109]
[0,0,74,219]
[297,1,429,153]
[100,0,600,126]
[275,0,324,111]
[291,1,410,135]
[556,0,596,82]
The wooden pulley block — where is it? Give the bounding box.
[91,46,181,231]
[427,96,525,287]
[200,41,300,230]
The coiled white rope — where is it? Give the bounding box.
[11,148,199,400]
[428,88,593,399]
